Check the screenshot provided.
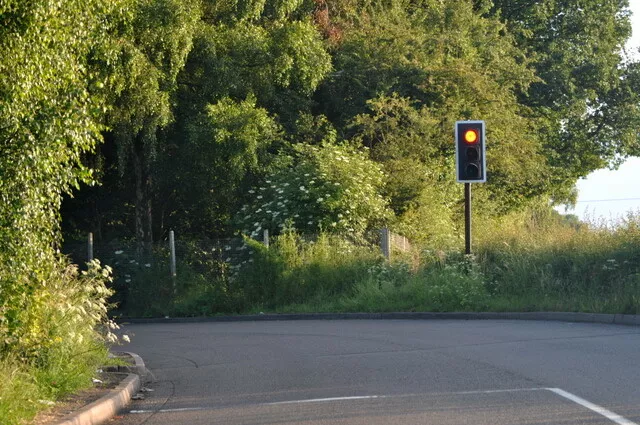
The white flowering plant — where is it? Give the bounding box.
[237,142,392,238]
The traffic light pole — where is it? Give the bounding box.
[465,183,472,255]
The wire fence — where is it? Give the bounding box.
[64,227,413,281]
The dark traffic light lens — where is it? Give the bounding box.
[465,163,480,178]
[466,147,479,161]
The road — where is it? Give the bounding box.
[114,319,640,425]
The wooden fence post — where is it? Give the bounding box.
[169,230,177,294]
[381,228,391,260]
[87,232,94,262]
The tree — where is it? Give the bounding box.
[105,0,200,257]
[171,96,283,235]
[485,0,640,197]
[155,0,332,236]
[0,0,127,355]
[313,0,551,244]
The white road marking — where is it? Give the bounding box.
[129,407,207,414]
[546,388,638,425]
[128,387,638,425]
[265,395,383,405]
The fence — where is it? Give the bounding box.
[71,227,412,282]
[380,228,412,260]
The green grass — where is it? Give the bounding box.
[0,261,118,425]
[111,211,640,319]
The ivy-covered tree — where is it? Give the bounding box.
[0,0,127,356]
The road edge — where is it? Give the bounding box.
[117,311,640,326]
[53,352,146,425]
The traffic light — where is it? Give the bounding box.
[455,120,486,183]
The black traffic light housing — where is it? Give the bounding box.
[455,120,486,183]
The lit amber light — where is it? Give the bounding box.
[464,129,478,144]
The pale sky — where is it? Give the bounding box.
[560,2,640,223]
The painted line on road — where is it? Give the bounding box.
[265,395,383,405]
[129,387,638,425]
[546,388,638,425]
[129,407,207,414]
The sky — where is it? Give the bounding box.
[560,2,640,222]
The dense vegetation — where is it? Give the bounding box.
[1,0,640,423]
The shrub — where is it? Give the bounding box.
[237,142,391,239]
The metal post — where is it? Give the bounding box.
[88,232,94,262]
[263,229,269,248]
[465,183,472,255]
[169,230,177,293]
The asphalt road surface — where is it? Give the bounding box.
[114,319,640,425]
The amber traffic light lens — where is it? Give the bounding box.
[464,129,478,144]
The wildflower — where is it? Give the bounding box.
[248,190,255,194]
[300,186,305,191]
[145,263,151,268]
[122,335,131,343]
[317,197,323,202]
[115,250,124,255]
[125,279,131,283]
[257,195,263,199]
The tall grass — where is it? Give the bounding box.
[111,211,640,318]
[0,260,118,425]
[475,210,640,313]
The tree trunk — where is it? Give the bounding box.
[133,136,153,261]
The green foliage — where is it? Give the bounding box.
[475,209,640,313]
[0,260,119,425]
[0,2,133,422]
[337,259,488,313]
[171,96,282,234]
[0,0,126,353]
[487,0,640,190]
[234,231,381,308]
[238,143,391,237]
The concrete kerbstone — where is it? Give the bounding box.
[119,312,639,326]
[53,352,146,425]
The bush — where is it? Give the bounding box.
[233,231,381,309]
[0,259,120,425]
[237,142,391,239]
